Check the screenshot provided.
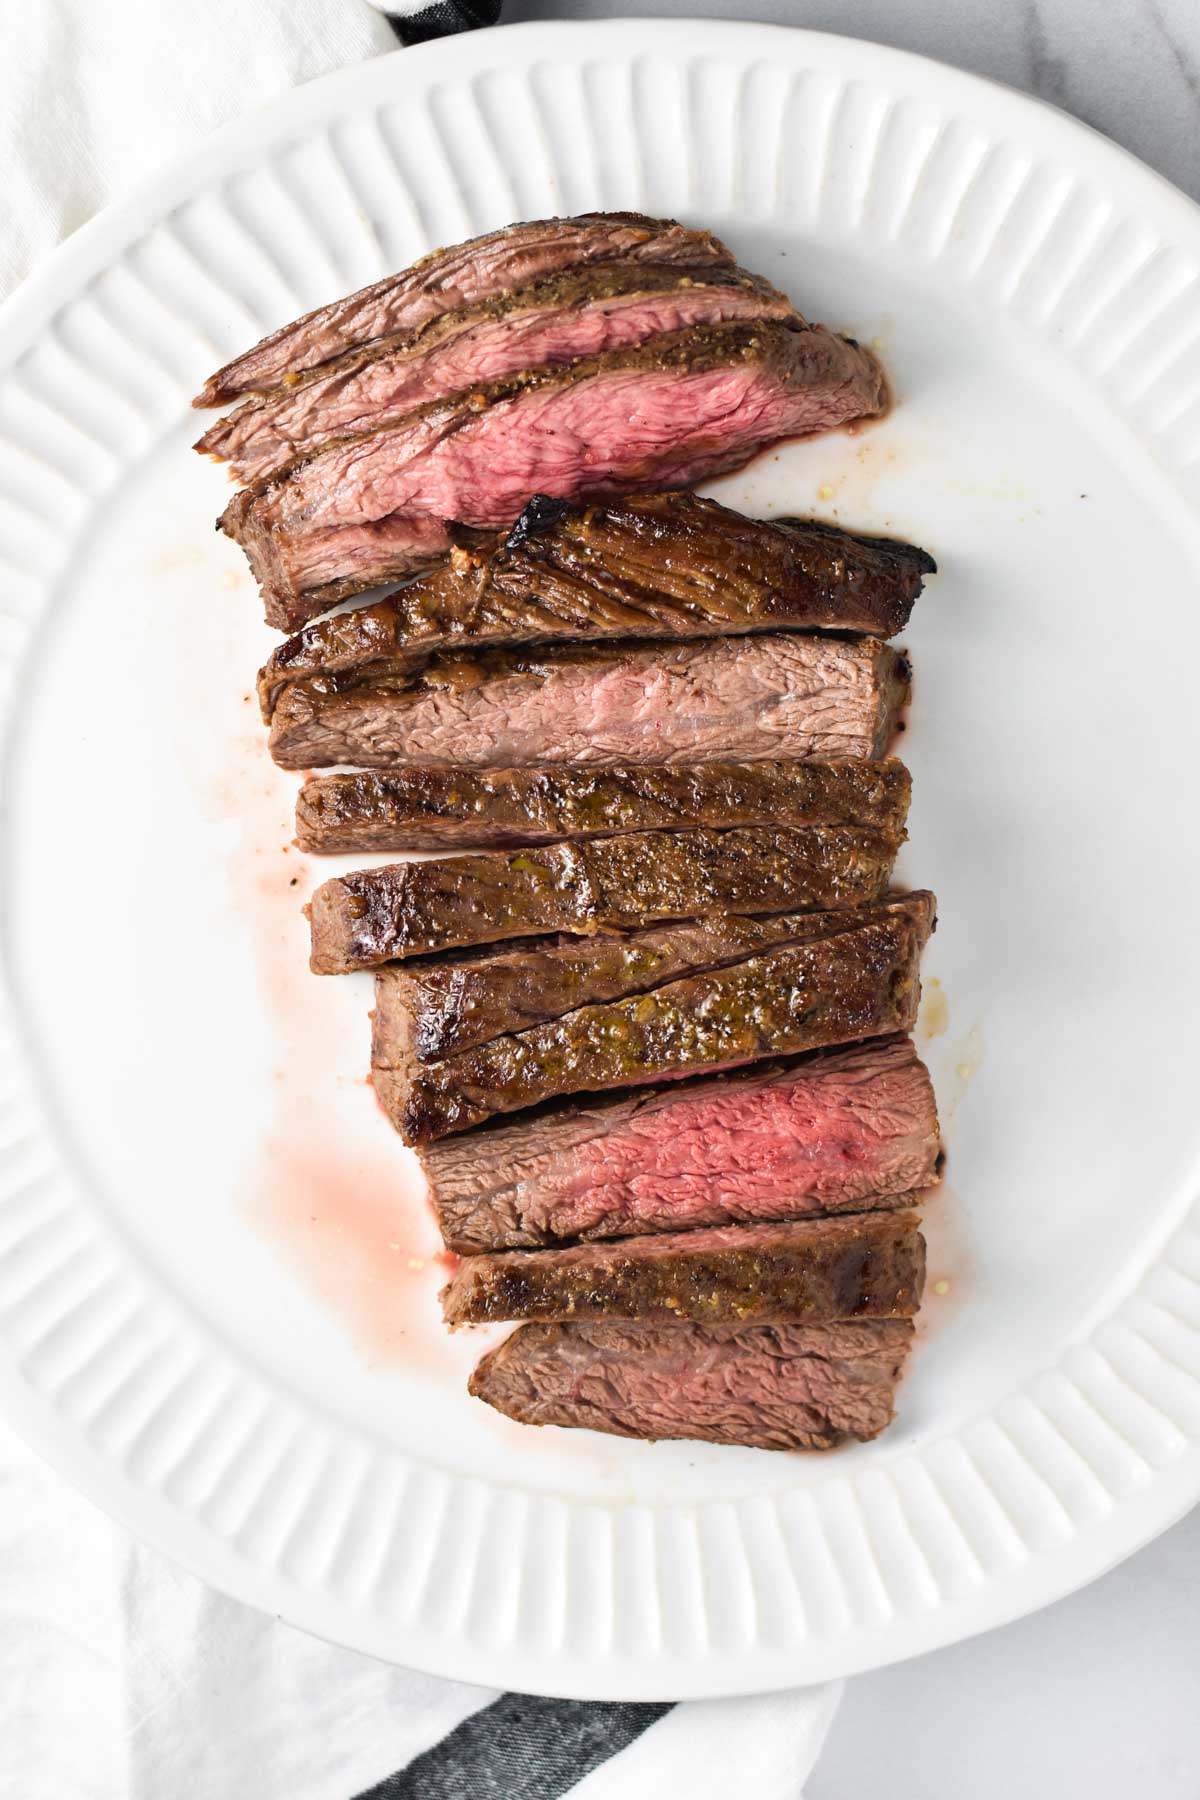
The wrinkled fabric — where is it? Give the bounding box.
[0,1399,842,1797]
[0,0,398,299]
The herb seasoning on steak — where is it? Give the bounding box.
[375,892,935,1063]
[374,911,925,1141]
[295,756,911,854]
[309,823,902,973]
[440,1211,926,1326]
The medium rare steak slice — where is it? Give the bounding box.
[423,1038,940,1253]
[469,1317,914,1450]
[295,757,911,854]
[221,323,887,627]
[198,267,797,484]
[309,823,900,972]
[258,491,934,719]
[375,892,936,1062]
[373,910,925,1141]
[193,212,734,406]
[268,633,908,770]
[440,1211,925,1326]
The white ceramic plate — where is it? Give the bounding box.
[2,20,1200,1699]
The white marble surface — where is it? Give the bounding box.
[506,2,1200,1792]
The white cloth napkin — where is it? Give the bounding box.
[0,4,844,1794]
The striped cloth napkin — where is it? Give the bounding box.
[382,0,503,45]
[0,3,844,1794]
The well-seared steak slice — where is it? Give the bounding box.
[421,1037,940,1252]
[375,892,935,1062]
[309,823,901,973]
[221,324,887,627]
[441,1211,925,1326]
[268,633,908,770]
[295,757,911,854]
[259,492,931,717]
[373,911,925,1141]
[193,212,734,407]
[198,267,797,484]
[469,1317,914,1449]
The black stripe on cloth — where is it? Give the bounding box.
[353,1695,674,1800]
[385,0,503,46]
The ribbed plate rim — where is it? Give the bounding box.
[1,20,1199,1697]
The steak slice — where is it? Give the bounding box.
[423,1037,940,1253]
[295,757,912,854]
[193,212,734,406]
[197,267,797,484]
[221,323,887,627]
[268,633,908,770]
[373,910,925,1141]
[469,1317,914,1450]
[375,891,936,1062]
[309,823,901,973]
[441,1211,925,1326]
[258,490,934,719]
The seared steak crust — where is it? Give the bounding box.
[374,911,925,1141]
[309,823,902,973]
[258,491,933,716]
[295,757,911,854]
[441,1211,925,1326]
[375,892,935,1063]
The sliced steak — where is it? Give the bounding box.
[221,324,887,627]
[194,212,734,407]
[469,1317,914,1450]
[258,489,934,719]
[198,267,797,484]
[373,910,925,1141]
[441,1211,925,1326]
[375,892,936,1062]
[268,633,908,770]
[423,1037,940,1253]
[309,823,901,973]
[295,757,912,854]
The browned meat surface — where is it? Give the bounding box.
[420,1037,940,1253]
[193,212,735,406]
[268,633,908,771]
[441,1211,925,1326]
[373,910,925,1141]
[220,324,886,627]
[309,823,902,973]
[295,757,911,854]
[258,491,933,716]
[375,892,935,1063]
[469,1317,915,1449]
[197,267,797,484]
